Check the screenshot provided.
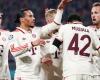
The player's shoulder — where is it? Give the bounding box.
[59,24,72,31]
[60,24,69,28]
[84,26,97,37]
[7,28,20,40]
[87,25,96,30]
[60,23,84,29]
[0,30,12,42]
[32,26,41,30]
[13,27,31,34]
[0,29,10,36]
[14,27,24,33]
[86,26,96,32]
[11,27,26,38]
[62,23,83,27]
[32,26,41,33]
[0,29,6,32]
[0,29,9,33]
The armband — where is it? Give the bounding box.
[53,38,62,48]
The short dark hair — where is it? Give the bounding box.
[15,8,30,23]
[92,2,100,7]
[67,14,82,22]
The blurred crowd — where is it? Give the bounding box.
[0,0,100,29]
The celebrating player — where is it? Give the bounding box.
[91,2,100,80]
[9,8,45,80]
[42,14,100,80]
[40,0,72,80]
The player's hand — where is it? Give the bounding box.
[41,57,52,64]
[41,54,52,65]
[32,39,45,46]
[58,0,72,9]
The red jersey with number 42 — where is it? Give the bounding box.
[56,23,100,77]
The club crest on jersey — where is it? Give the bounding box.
[46,40,50,43]
[22,37,26,40]
[2,37,6,41]
[32,34,36,38]
[8,35,13,40]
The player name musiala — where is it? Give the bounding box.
[72,27,89,33]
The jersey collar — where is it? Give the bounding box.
[16,27,32,34]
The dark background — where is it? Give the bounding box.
[0,0,100,30]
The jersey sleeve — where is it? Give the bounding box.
[9,34,32,57]
[41,23,60,38]
[41,27,63,55]
[90,29,100,53]
[54,9,63,24]
[56,26,63,41]
[40,39,58,55]
[49,26,63,53]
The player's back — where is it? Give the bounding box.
[59,23,100,77]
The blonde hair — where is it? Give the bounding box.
[45,9,57,18]
[92,2,100,7]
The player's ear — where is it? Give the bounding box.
[20,18,24,22]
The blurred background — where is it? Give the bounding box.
[0,0,100,29]
[0,0,100,79]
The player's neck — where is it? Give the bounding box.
[20,23,31,32]
[95,23,100,29]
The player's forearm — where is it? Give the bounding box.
[55,0,72,23]
[54,9,63,25]
[44,38,62,54]
[10,42,32,57]
[52,65,63,77]
[41,23,60,38]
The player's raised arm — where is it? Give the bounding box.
[58,0,72,10]
[41,0,72,39]
[54,0,72,24]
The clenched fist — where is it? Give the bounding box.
[31,39,45,46]
[58,0,72,9]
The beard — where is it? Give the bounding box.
[92,18,100,25]
[29,22,35,28]
[30,25,34,28]
[93,21,99,26]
